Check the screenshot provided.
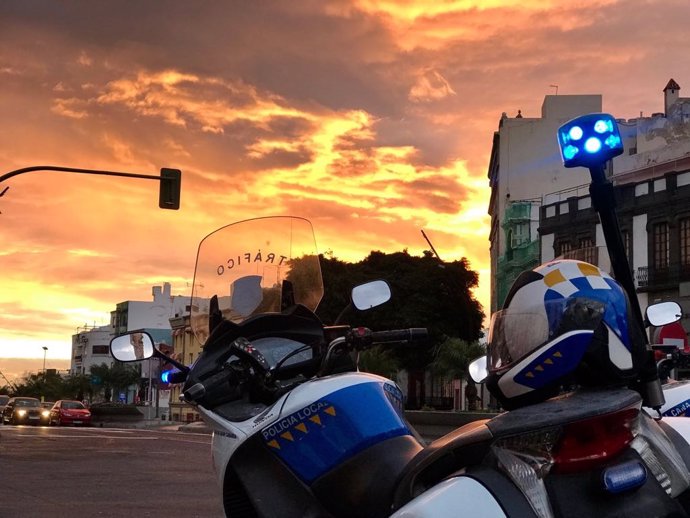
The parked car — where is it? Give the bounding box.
[0,395,10,415]
[49,400,92,426]
[2,397,45,425]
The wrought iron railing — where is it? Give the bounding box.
[637,263,690,288]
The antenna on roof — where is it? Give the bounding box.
[421,229,445,267]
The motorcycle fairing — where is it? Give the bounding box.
[261,381,412,483]
[658,381,690,417]
[389,477,508,518]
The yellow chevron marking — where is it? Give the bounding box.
[281,431,294,442]
[310,415,322,426]
[267,440,280,450]
[553,351,563,358]
[544,358,553,365]
[295,423,308,434]
[578,262,600,277]
[324,406,336,416]
[544,269,567,287]
[535,365,544,372]
[525,372,534,378]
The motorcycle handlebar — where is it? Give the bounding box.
[183,367,236,402]
[370,328,428,344]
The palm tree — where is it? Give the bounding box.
[90,362,140,402]
[359,346,400,380]
[430,338,485,411]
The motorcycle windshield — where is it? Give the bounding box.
[190,216,324,346]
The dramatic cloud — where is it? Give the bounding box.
[1,0,690,364]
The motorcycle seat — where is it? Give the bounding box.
[391,418,494,511]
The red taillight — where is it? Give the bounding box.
[552,406,639,473]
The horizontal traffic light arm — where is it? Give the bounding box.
[0,165,181,210]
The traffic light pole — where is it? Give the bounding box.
[0,165,181,209]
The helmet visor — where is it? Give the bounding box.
[488,297,606,372]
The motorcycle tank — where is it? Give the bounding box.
[259,375,409,484]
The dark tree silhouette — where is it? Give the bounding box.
[300,249,485,409]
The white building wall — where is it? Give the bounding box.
[493,95,602,260]
[71,325,114,375]
[127,283,191,331]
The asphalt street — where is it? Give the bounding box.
[0,424,225,517]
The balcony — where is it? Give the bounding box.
[637,263,690,290]
[559,246,612,274]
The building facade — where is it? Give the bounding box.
[487,94,602,312]
[489,79,690,322]
[168,312,204,422]
[70,282,190,407]
[70,324,114,376]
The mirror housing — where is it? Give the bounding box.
[646,301,682,327]
[110,331,155,362]
[352,280,391,311]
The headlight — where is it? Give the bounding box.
[42,410,50,417]
[17,409,27,417]
[84,412,91,417]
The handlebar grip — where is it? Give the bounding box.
[183,368,236,401]
[370,328,428,344]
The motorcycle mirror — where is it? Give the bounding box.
[351,280,391,311]
[110,331,155,362]
[646,301,682,327]
[469,356,488,384]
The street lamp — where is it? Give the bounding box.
[42,346,48,376]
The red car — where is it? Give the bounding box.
[49,400,91,426]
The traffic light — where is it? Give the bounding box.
[159,168,181,210]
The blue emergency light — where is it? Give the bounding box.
[557,113,623,168]
[161,369,173,383]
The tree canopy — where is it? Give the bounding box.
[312,249,485,371]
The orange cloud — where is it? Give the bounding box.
[3,0,687,363]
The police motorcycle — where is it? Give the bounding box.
[392,114,690,518]
[110,116,690,518]
[111,215,431,518]
[650,329,690,418]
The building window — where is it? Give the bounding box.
[681,218,690,269]
[652,222,670,270]
[92,345,109,355]
[579,237,595,264]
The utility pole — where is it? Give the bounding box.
[42,346,48,402]
[0,369,18,392]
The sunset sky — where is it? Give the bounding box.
[2,0,690,380]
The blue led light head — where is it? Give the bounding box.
[557,113,623,168]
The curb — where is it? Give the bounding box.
[94,419,212,434]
